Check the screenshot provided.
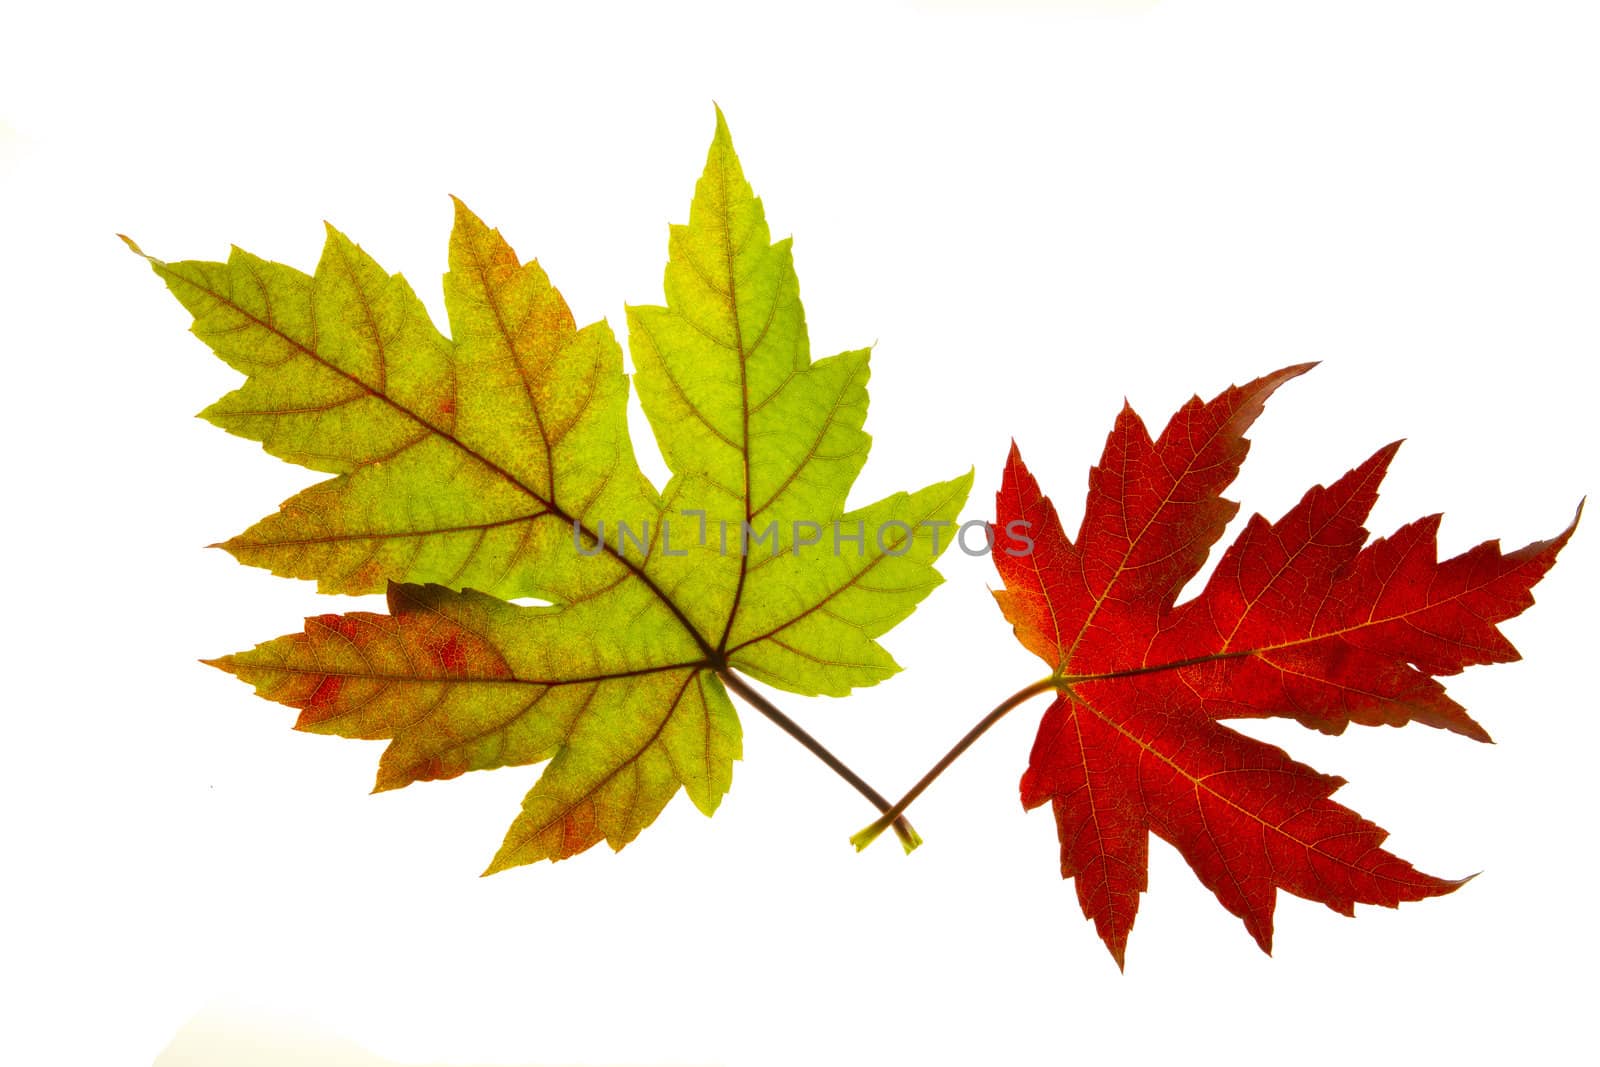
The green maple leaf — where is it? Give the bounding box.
[129,111,969,870]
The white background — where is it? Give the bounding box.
[3,2,1596,1065]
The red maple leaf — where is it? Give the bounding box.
[952,364,1575,966]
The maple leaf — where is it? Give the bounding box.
[131,110,970,870]
[856,364,1576,966]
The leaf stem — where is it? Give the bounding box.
[850,675,1060,851]
[718,669,923,854]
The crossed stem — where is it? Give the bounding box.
[719,670,922,853]
[850,676,1060,851]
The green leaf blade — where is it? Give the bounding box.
[149,110,965,869]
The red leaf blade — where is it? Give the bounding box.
[994,366,1575,964]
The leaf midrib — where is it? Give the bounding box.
[1058,550,1523,689]
[716,140,755,658]
[231,659,707,687]
[228,512,548,547]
